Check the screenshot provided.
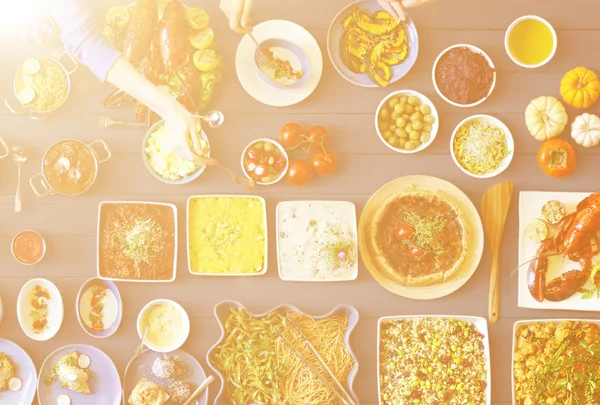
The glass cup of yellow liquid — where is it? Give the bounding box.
[505,15,557,68]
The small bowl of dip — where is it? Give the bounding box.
[253,38,311,89]
[137,299,190,353]
[505,16,557,68]
[11,230,46,265]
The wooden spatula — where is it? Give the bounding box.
[481,180,514,324]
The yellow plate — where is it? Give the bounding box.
[358,175,485,300]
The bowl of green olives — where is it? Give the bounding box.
[375,90,439,154]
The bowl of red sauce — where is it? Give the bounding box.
[11,230,46,265]
[432,44,496,108]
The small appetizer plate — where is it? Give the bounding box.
[236,20,323,107]
[123,348,209,405]
[432,44,497,108]
[17,278,63,341]
[38,344,121,405]
[253,38,311,90]
[0,338,37,405]
[137,299,191,353]
[377,315,491,405]
[450,114,515,179]
[76,278,122,338]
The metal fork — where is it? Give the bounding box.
[97,116,146,128]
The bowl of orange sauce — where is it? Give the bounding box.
[12,230,46,265]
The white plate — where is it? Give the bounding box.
[511,319,600,405]
[17,278,63,341]
[276,201,358,282]
[375,90,439,154]
[186,195,268,276]
[235,20,323,107]
[96,201,178,283]
[518,191,600,311]
[450,114,515,178]
[377,315,491,405]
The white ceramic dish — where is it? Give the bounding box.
[375,90,439,154]
[377,315,492,405]
[505,15,557,68]
[17,278,63,341]
[236,20,323,107]
[76,278,123,339]
[327,0,419,88]
[186,195,268,276]
[450,114,515,179]
[11,230,46,265]
[136,299,190,353]
[432,44,497,108]
[241,139,289,185]
[518,191,600,311]
[276,200,358,282]
[142,119,210,185]
[96,201,178,283]
[511,319,600,405]
[206,300,360,405]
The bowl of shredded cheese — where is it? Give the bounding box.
[450,114,514,178]
[142,119,210,185]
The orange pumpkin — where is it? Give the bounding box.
[560,67,600,109]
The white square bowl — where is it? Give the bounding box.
[377,315,492,405]
[97,201,177,283]
[186,195,268,276]
[276,200,358,282]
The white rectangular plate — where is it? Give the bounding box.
[377,315,491,405]
[518,191,600,311]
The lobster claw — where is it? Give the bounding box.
[544,270,589,302]
[527,240,553,303]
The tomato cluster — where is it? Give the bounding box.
[278,122,339,186]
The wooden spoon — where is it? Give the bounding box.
[481,180,514,324]
[182,375,214,405]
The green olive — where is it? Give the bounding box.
[407,96,419,106]
[394,103,405,114]
[383,130,393,139]
[404,123,413,133]
[379,121,389,131]
[396,117,407,128]
[388,97,400,108]
[380,108,390,119]
[420,132,431,143]
[400,96,408,104]
[264,142,274,152]
[397,128,408,139]
[391,112,400,121]
[389,124,397,132]
[424,114,436,124]
[401,114,410,121]
[419,104,431,115]
[253,142,264,150]
[409,112,422,123]
[412,121,423,131]
[405,141,416,150]
[409,131,420,140]
[422,123,432,132]
[404,104,414,115]
[387,136,399,146]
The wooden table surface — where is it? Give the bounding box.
[1,0,599,404]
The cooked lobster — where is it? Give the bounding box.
[122,0,158,65]
[528,192,600,302]
[156,0,188,69]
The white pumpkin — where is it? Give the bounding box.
[525,96,568,141]
[571,113,600,148]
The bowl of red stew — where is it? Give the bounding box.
[11,230,46,265]
[432,44,496,108]
[241,139,289,185]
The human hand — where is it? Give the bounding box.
[162,101,204,163]
[378,0,408,21]
[220,0,254,34]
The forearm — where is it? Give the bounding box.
[106,56,176,116]
[403,0,438,7]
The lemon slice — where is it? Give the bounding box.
[541,200,566,224]
[525,218,548,243]
[187,8,210,30]
[22,58,40,75]
[106,6,130,30]
[18,88,36,105]
[193,49,219,72]
[189,28,215,50]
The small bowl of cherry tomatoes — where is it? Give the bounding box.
[242,139,289,185]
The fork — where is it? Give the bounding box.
[97,116,146,128]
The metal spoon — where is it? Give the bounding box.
[199,110,224,129]
[12,145,27,213]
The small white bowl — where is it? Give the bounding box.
[450,114,515,179]
[137,299,190,353]
[11,230,46,265]
[241,139,289,185]
[375,90,439,154]
[505,15,557,69]
[432,44,497,108]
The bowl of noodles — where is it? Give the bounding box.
[207,300,360,405]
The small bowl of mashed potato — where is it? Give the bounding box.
[142,119,211,185]
[137,299,190,353]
